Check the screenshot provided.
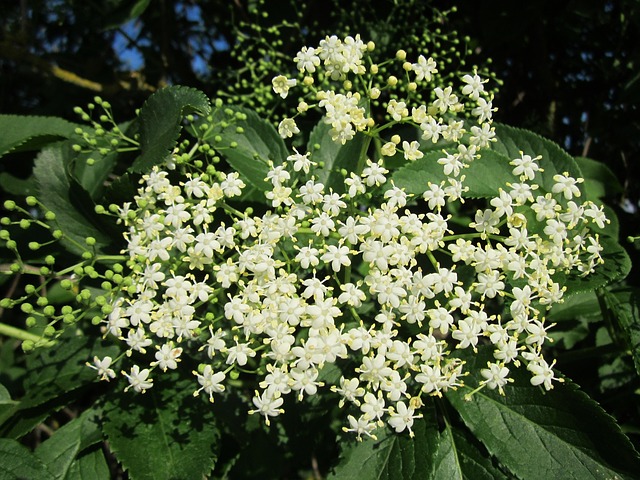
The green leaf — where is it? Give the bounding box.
[547,290,601,322]
[0,383,18,427]
[574,156,623,201]
[390,151,452,196]
[102,372,220,480]
[307,122,370,193]
[0,438,52,480]
[446,348,640,479]
[0,401,50,440]
[21,334,119,409]
[33,143,111,254]
[131,86,211,173]
[603,288,640,376]
[431,420,507,480]
[65,445,110,480]
[0,172,36,196]
[34,408,103,480]
[103,0,152,29]
[491,123,582,193]
[391,149,517,199]
[210,106,288,192]
[329,403,437,479]
[71,151,118,199]
[0,114,78,158]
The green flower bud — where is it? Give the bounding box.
[21,303,33,313]
[26,317,37,328]
[43,305,55,317]
[22,340,34,352]
[64,314,76,324]
[43,325,55,337]
[3,200,16,210]
[36,296,48,307]
[26,196,37,207]
[40,265,50,275]
[91,315,102,325]
[19,219,30,229]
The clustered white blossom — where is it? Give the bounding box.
[92,35,608,441]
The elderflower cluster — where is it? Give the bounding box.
[91,35,608,441]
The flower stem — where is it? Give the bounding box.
[0,322,55,346]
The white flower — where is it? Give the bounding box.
[480,362,512,394]
[412,55,437,82]
[87,356,116,381]
[123,365,153,393]
[433,86,459,113]
[361,159,388,187]
[461,72,486,100]
[294,46,321,73]
[510,152,542,181]
[321,244,352,272]
[343,414,378,441]
[388,401,422,436]
[272,75,297,99]
[278,118,300,138]
[387,99,408,121]
[225,339,257,366]
[552,172,583,200]
[194,365,226,402]
[152,343,183,371]
[402,140,423,161]
[250,389,285,425]
[295,244,320,269]
[528,359,562,390]
[288,148,315,173]
[338,282,366,307]
[331,376,365,407]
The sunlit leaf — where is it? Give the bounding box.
[131,86,210,173]
[447,348,640,479]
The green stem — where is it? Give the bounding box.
[355,134,373,176]
[0,322,55,346]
